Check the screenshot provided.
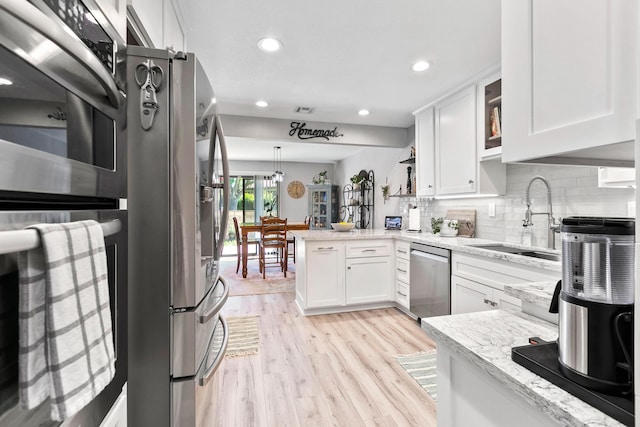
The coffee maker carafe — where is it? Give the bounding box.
[558,217,634,394]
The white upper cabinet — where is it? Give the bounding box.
[435,86,477,195]
[127,0,185,50]
[501,0,637,165]
[95,0,127,39]
[414,107,435,196]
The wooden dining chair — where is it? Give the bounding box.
[259,217,288,278]
[287,216,311,264]
[233,217,259,274]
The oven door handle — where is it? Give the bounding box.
[0,0,120,108]
[198,276,229,324]
[199,315,229,386]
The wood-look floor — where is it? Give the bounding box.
[203,291,438,426]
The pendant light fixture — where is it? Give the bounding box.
[272,146,284,182]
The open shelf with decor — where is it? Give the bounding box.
[340,170,374,229]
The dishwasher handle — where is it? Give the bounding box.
[411,250,449,263]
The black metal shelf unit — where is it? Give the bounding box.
[340,170,374,229]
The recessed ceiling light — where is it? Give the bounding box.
[257,37,282,52]
[0,77,13,85]
[358,109,370,116]
[256,100,268,107]
[412,61,430,72]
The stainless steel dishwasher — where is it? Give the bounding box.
[410,242,451,320]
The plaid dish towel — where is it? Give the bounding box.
[17,220,115,421]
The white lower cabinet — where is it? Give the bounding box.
[451,252,559,315]
[346,256,392,304]
[299,240,394,313]
[395,241,411,310]
[452,275,520,314]
[306,243,345,308]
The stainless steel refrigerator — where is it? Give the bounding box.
[126,47,230,427]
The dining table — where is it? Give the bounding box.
[239,222,309,278]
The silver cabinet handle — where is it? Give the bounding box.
[199,276,229,323]
[483,298,491,305]
[468,179,475,184]
[397,291,407,297]
[362,249,377,253]
[199,315,228,386]
[397,268,407,273]
[317,246,334,251]
[397,249,408,254]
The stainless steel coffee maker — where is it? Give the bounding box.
[557,217,634,394]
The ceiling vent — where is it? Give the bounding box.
[294,106,315,114]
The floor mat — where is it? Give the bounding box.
[224,316,260,357]
[395,350,438,402]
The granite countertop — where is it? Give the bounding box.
[504,281,559,307]
[422,310,624,427]
[291,229,562,273]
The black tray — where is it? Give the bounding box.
[511,342,634,426]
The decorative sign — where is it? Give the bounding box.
[47,107,67,121]
[289,121,344,141]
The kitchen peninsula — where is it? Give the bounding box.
[291,229,560,316]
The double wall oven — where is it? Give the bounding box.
[0,1,127,426]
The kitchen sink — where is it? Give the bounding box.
[469,244,561,262]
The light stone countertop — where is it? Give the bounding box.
[421,310,624,427]
[504,281,559,307]
[290,229,562,273]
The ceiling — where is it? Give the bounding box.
[180,0,502,162]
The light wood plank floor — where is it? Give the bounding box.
[203,290,438,426]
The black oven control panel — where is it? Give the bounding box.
[40,0,114,73]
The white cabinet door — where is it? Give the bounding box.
[414,107,435,196]
[501,0,637,163]
[345,257,392,305]
[306,244,344,308]
[435,86,477,195]
[164,0,185,51]
[395,280,410,309]
[494,289,521,312]
[451,275,493,314]
[95,0,127,39]
[127,0,163,48]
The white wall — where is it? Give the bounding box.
[229,159,336,222]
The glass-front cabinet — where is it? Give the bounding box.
[307,184,339,230]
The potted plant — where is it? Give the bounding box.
[381,184,390,202]
[350,174,364,190]
[312,171,328,184]
[430,217,444,235]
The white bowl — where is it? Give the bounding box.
[331,222,355,232]
[439,227,458,237]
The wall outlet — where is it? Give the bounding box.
[488,203,496,218]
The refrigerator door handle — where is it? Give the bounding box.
[198,277,229,324]
[214,115,230,261]
[199,315,229,386]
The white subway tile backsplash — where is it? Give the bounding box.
[412,163,634,243]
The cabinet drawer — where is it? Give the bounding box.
[346,241,392,258]
[451,252,559,291]
[395,241,411,260]
[395,281,409,308]
[395,257,409,283]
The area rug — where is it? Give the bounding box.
[224,316,260,357]
[220,257,296,297]
[395,350,438,401]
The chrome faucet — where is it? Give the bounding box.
[523,176,560,250]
